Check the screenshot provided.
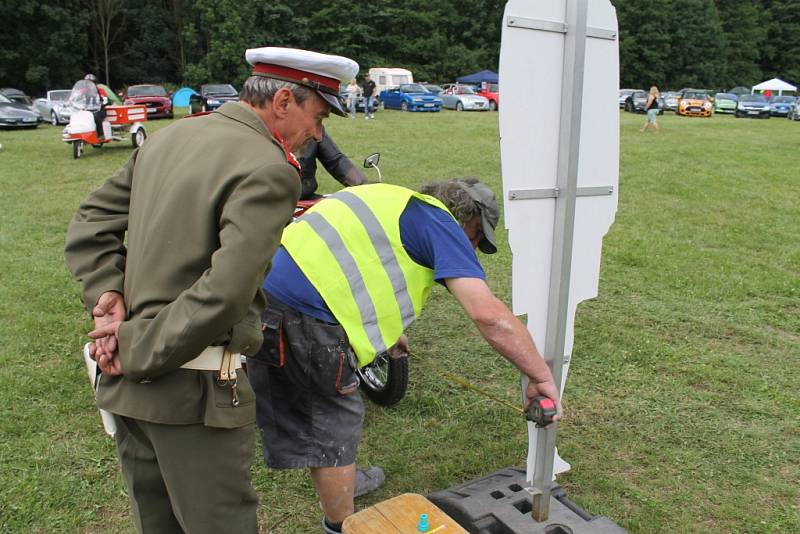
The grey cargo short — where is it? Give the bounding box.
[247,296,364,469]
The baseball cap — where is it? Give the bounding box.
[458,179,499,254]
[245,47,359,117]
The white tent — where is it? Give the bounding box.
[751,78,797,95]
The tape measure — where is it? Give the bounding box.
[526,396,557,427]
[411,350,557,427]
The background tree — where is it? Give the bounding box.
[663,0,726,89]
[85,0,126,86]
[759,0,800,84]
[2,0,799,96]
[615,0,672,88]
[0,1,88,93]
[716,0,768,88]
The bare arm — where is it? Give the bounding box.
[445,277,560,412]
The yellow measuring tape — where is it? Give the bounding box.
[409,350,525,415]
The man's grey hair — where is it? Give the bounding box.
[419,177,481,226]
[239,76,315,108]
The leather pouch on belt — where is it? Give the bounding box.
[252,307,285,367]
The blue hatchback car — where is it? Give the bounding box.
[769,95,796,117]
[379,83,442,112]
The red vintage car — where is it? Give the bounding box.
[477,83,499,111]
[123,84,173,119]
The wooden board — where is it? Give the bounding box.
[343,493,468,534]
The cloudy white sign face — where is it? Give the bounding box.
[499,0,619,481]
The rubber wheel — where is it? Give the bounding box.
[401,101,408,112]
[735,111,741,118]
[357,352,408,407]
[625,101,633,112]
[456,101,463,112]
[72,140,83,159]
[489,100,497,111]
[51,111,58,126]
[132,128,147,148]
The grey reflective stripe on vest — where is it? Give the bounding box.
[333,191,416,327]
[301,212,386,355]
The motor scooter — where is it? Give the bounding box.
[62,80,147,159]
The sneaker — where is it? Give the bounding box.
[354,466,385,497]
[322,517,342,534]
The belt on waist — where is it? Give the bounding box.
[180,346,242,376]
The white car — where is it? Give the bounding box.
[34,90,73,125]
[439,84,490,111]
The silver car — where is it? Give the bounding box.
[439,85,489,111]
[34,89,73,125]
[0,94,40,128]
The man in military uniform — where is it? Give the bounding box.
[65,47,358,534]
[249,179,561,534]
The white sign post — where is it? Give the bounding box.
[499,0,619,521]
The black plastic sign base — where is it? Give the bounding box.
[428,467,626,534]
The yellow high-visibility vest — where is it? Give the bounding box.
[282,183,455,366]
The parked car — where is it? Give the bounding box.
[768,95,796,117]
[728,86,751,98]
[123,84,173,119]
[420,83,444,95]
[34,89,73,125]
[676,89,712,117]
[625,90,664,114]
[439,84,489,111]
[735,94,770,118]
[189,84,239,113]
[619,89,638,109]
[0,88,33,106]
[660,91,679,111]
[0,94,41,128]
[379,83,442,112]
[712,93,738,114]
[476,83,499,111]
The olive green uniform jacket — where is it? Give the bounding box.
[65,102,300,428]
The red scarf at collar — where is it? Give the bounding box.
[270,129,301,174]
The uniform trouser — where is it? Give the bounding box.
[114,415,259,534]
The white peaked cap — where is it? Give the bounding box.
[245,47,359,116]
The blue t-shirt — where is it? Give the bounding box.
[264,198,485,323]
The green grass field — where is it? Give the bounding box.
[1,109,798,533]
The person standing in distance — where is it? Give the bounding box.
[345,78,360,118]
[640,86,660,133]
[65,47,358,534]
[362,73,377,119]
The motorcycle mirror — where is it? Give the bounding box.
[363,153,380,169]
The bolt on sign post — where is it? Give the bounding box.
[499,0,620,522]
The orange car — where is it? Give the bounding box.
[677,89,713,117]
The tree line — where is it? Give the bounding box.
[1,0,798,96]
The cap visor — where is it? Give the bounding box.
[319,91,347,117]
[478,214,497,254]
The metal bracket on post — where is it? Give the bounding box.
[508,186,614,200]
[528,0,589,523]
